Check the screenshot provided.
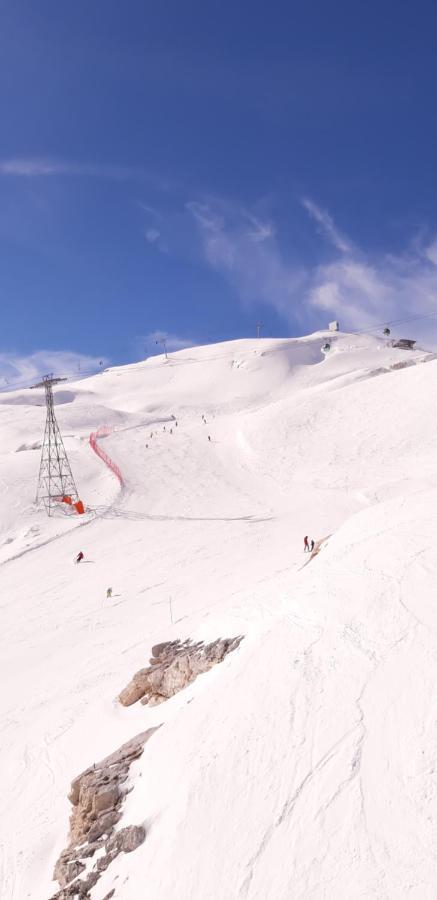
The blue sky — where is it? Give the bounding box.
[2,0,437,383]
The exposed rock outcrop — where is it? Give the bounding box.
[50,729,156,899]
[50,636,242,897]
[118,636,243,707]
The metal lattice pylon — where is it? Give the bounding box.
[35,374,79,516]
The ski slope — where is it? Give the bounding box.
[1,331,437,899]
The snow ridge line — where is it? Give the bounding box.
[89,425,124,485]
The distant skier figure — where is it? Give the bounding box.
[106,587,113,599]
[208,435,211,441]
[303,536,309,553]
[310,539,315,552]
[75,551,84,564]
[170,428,173,434]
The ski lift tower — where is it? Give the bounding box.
[155,337,168,359]
[34,374,81,516]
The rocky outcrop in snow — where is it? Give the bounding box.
[118,636,243,707]
[50,729,156,899]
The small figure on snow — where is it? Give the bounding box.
[303,536,309,553]
[106,587,113,599]
[75,551,84,564]
[310,539,315,552]
[170,428,173,434]
[208,435,211,442]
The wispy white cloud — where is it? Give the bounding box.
[145,227,161,244]
[301,197,353,254]
[306,251,437,338]
[0,350,108,390]
[187,195,437,346]
[138,201,161,218]
[424,239,437,266]
[246,214,276,243]
[303,208,437,340]
[0,159,63,176]
[187,200,306,322]
[0,158,169,186]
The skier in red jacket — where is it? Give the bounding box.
[303,536,309,552]
[75,551,84,564]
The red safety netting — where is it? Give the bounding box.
[89,425,124,486]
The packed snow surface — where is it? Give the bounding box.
[1,331,437,899]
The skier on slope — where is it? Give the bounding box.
[75,551,84,564]
[310,539,315,552]
[303,536,309,553]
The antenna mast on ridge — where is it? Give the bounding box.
[34,374,81,516]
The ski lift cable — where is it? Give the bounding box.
[0,366,103,395]
[353,308,437,335]
[2,309,437,395]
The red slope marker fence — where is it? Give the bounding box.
[89,425,124,485]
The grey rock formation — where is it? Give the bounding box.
[119,636,243,707]
[50,730,155,899]
[50,635,243,898]
[107,824,146,854]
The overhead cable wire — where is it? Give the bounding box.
[2,308,437,395]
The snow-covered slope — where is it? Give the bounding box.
[1,331,437,899]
